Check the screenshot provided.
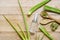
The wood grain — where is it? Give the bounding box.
[0,0,60,40]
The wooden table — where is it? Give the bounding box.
[0,0,60,40]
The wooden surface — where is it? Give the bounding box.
[0,0,60,40]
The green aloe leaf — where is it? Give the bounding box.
[39,24,54,40]
[44,5,60,14]
[28,0,51,16]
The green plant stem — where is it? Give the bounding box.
[39,24,54,40]
[17,24,27,40]
[3,15,25,40]
[18,0,30,40]
[28,0,51,16]
[44,5,60,14]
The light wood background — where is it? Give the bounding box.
[0,0,60,40]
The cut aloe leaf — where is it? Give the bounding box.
[39,24,54,40]
[44,5,60,14]
[28,0,51,16]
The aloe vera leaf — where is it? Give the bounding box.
[44,5,60,14]
[28,0,51,16]
[17,24,27,40]
[18,0,30,40]
[3,15,25,40]
[39,25,54,40]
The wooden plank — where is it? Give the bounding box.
[0,32,60,40]
[0,0,60,14]
[0,15,60,32]
[0,0,60,40]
